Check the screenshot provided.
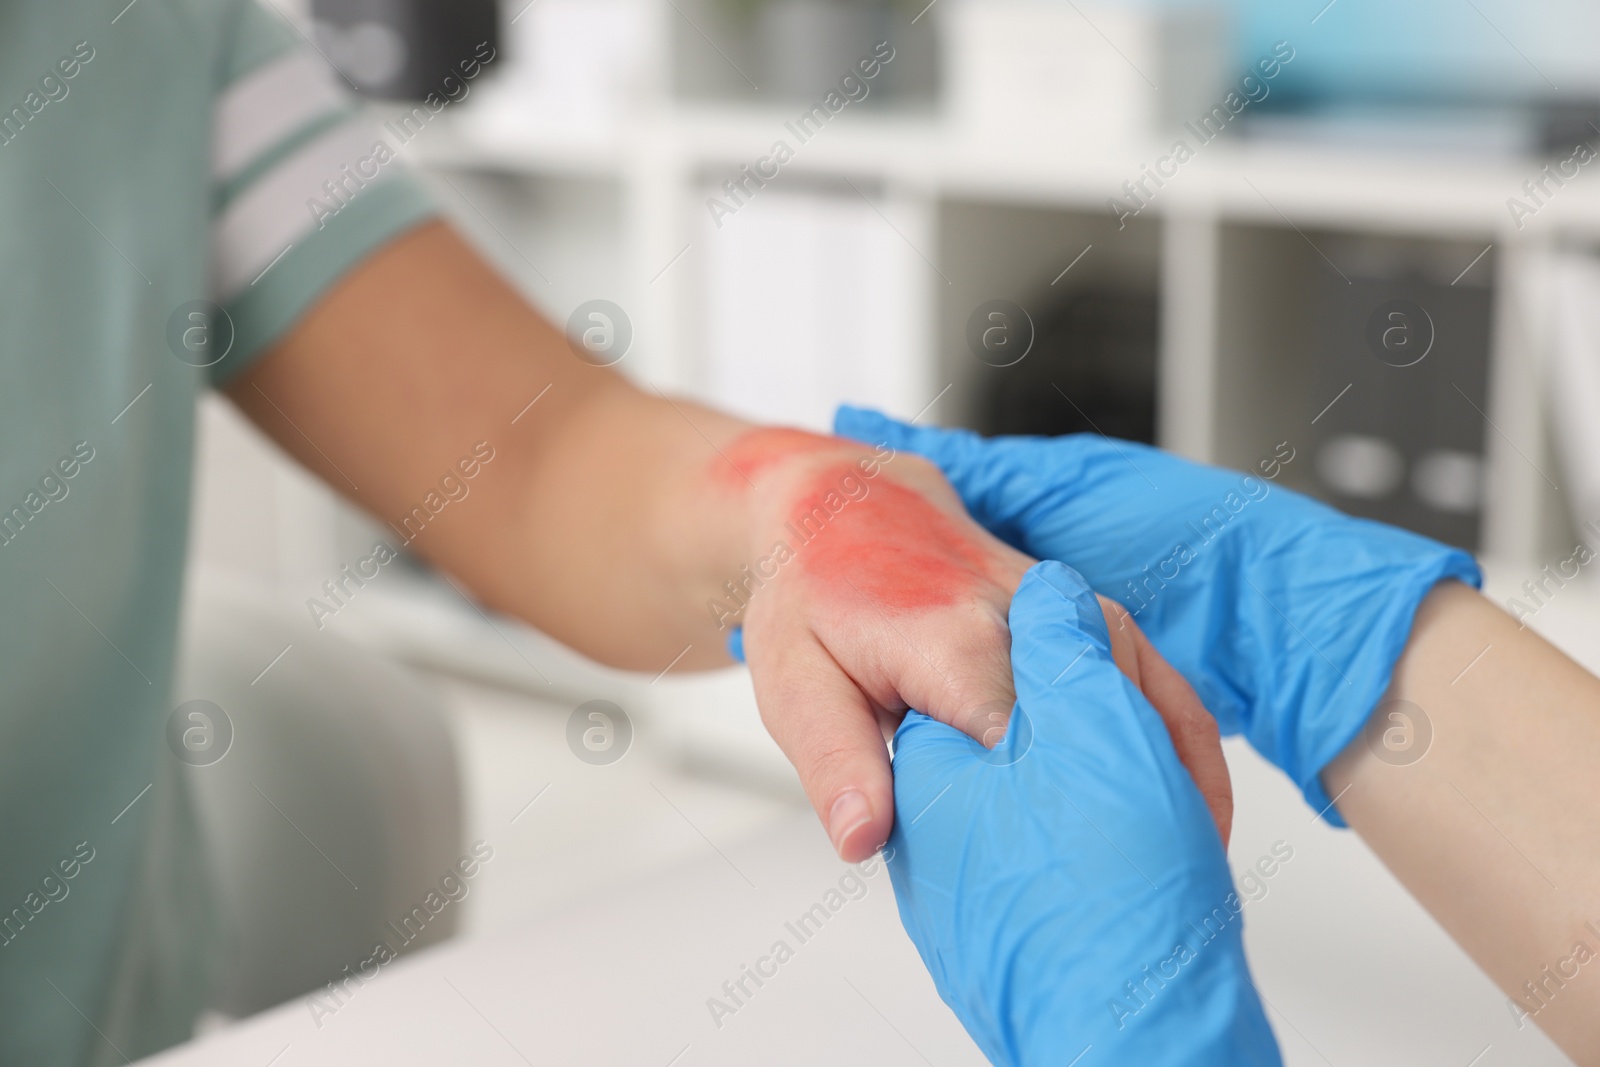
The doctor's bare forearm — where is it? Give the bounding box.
[1324,581,1600,1064]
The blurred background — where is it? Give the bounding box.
[163,0,1600,1063]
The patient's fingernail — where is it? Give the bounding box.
[828,790,872,854]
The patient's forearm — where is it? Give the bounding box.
[1324,581,1600,1063]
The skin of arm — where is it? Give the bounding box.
[1325,581,1600,1064]
[227,220,1232,859]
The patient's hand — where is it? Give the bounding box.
[715,428,1231,859]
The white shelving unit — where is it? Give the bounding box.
[408,90,1600,568]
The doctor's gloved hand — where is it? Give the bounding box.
[835,407,1481,824]
[887,562,1281,1067]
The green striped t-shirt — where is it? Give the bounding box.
[0,2,436,1062]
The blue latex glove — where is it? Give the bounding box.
[837,407,1480,824]
[889,562,1282,1066]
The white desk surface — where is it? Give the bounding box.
[139,810,984,1067]
[140,566,1595,1067]
[137,763,1576,1067]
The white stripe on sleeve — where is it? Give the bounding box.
[212,50,347,182]
[211,118,397,300]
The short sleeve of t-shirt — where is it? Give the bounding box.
[205,0,437,385]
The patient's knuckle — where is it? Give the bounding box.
[945,599,1012,652]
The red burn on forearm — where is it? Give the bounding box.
[711,428,998,615]
[788,463,994,614]
[712,427,844,489]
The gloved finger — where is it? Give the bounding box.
[1008,562,1219,848]
[1125,610,1235,846]
[1009,560,1118,693]
[745,628,895,862]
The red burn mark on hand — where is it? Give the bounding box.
[792,463,995,615]
[713,427,842,489]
